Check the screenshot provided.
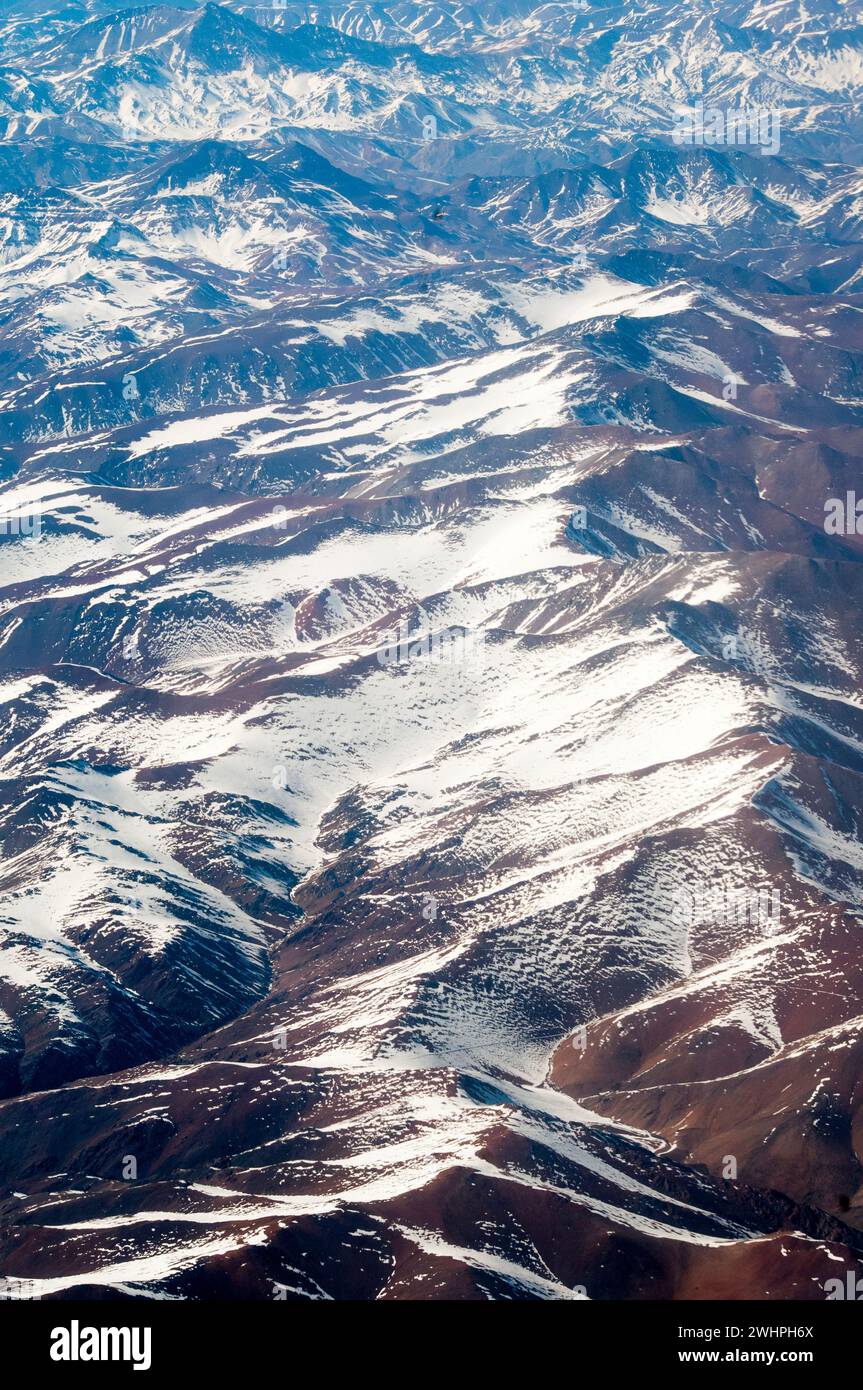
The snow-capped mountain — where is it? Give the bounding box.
[0,0,862,1303]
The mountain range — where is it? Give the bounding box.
[0,0,862,1302]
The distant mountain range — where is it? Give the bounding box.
[0,0,862,1302]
